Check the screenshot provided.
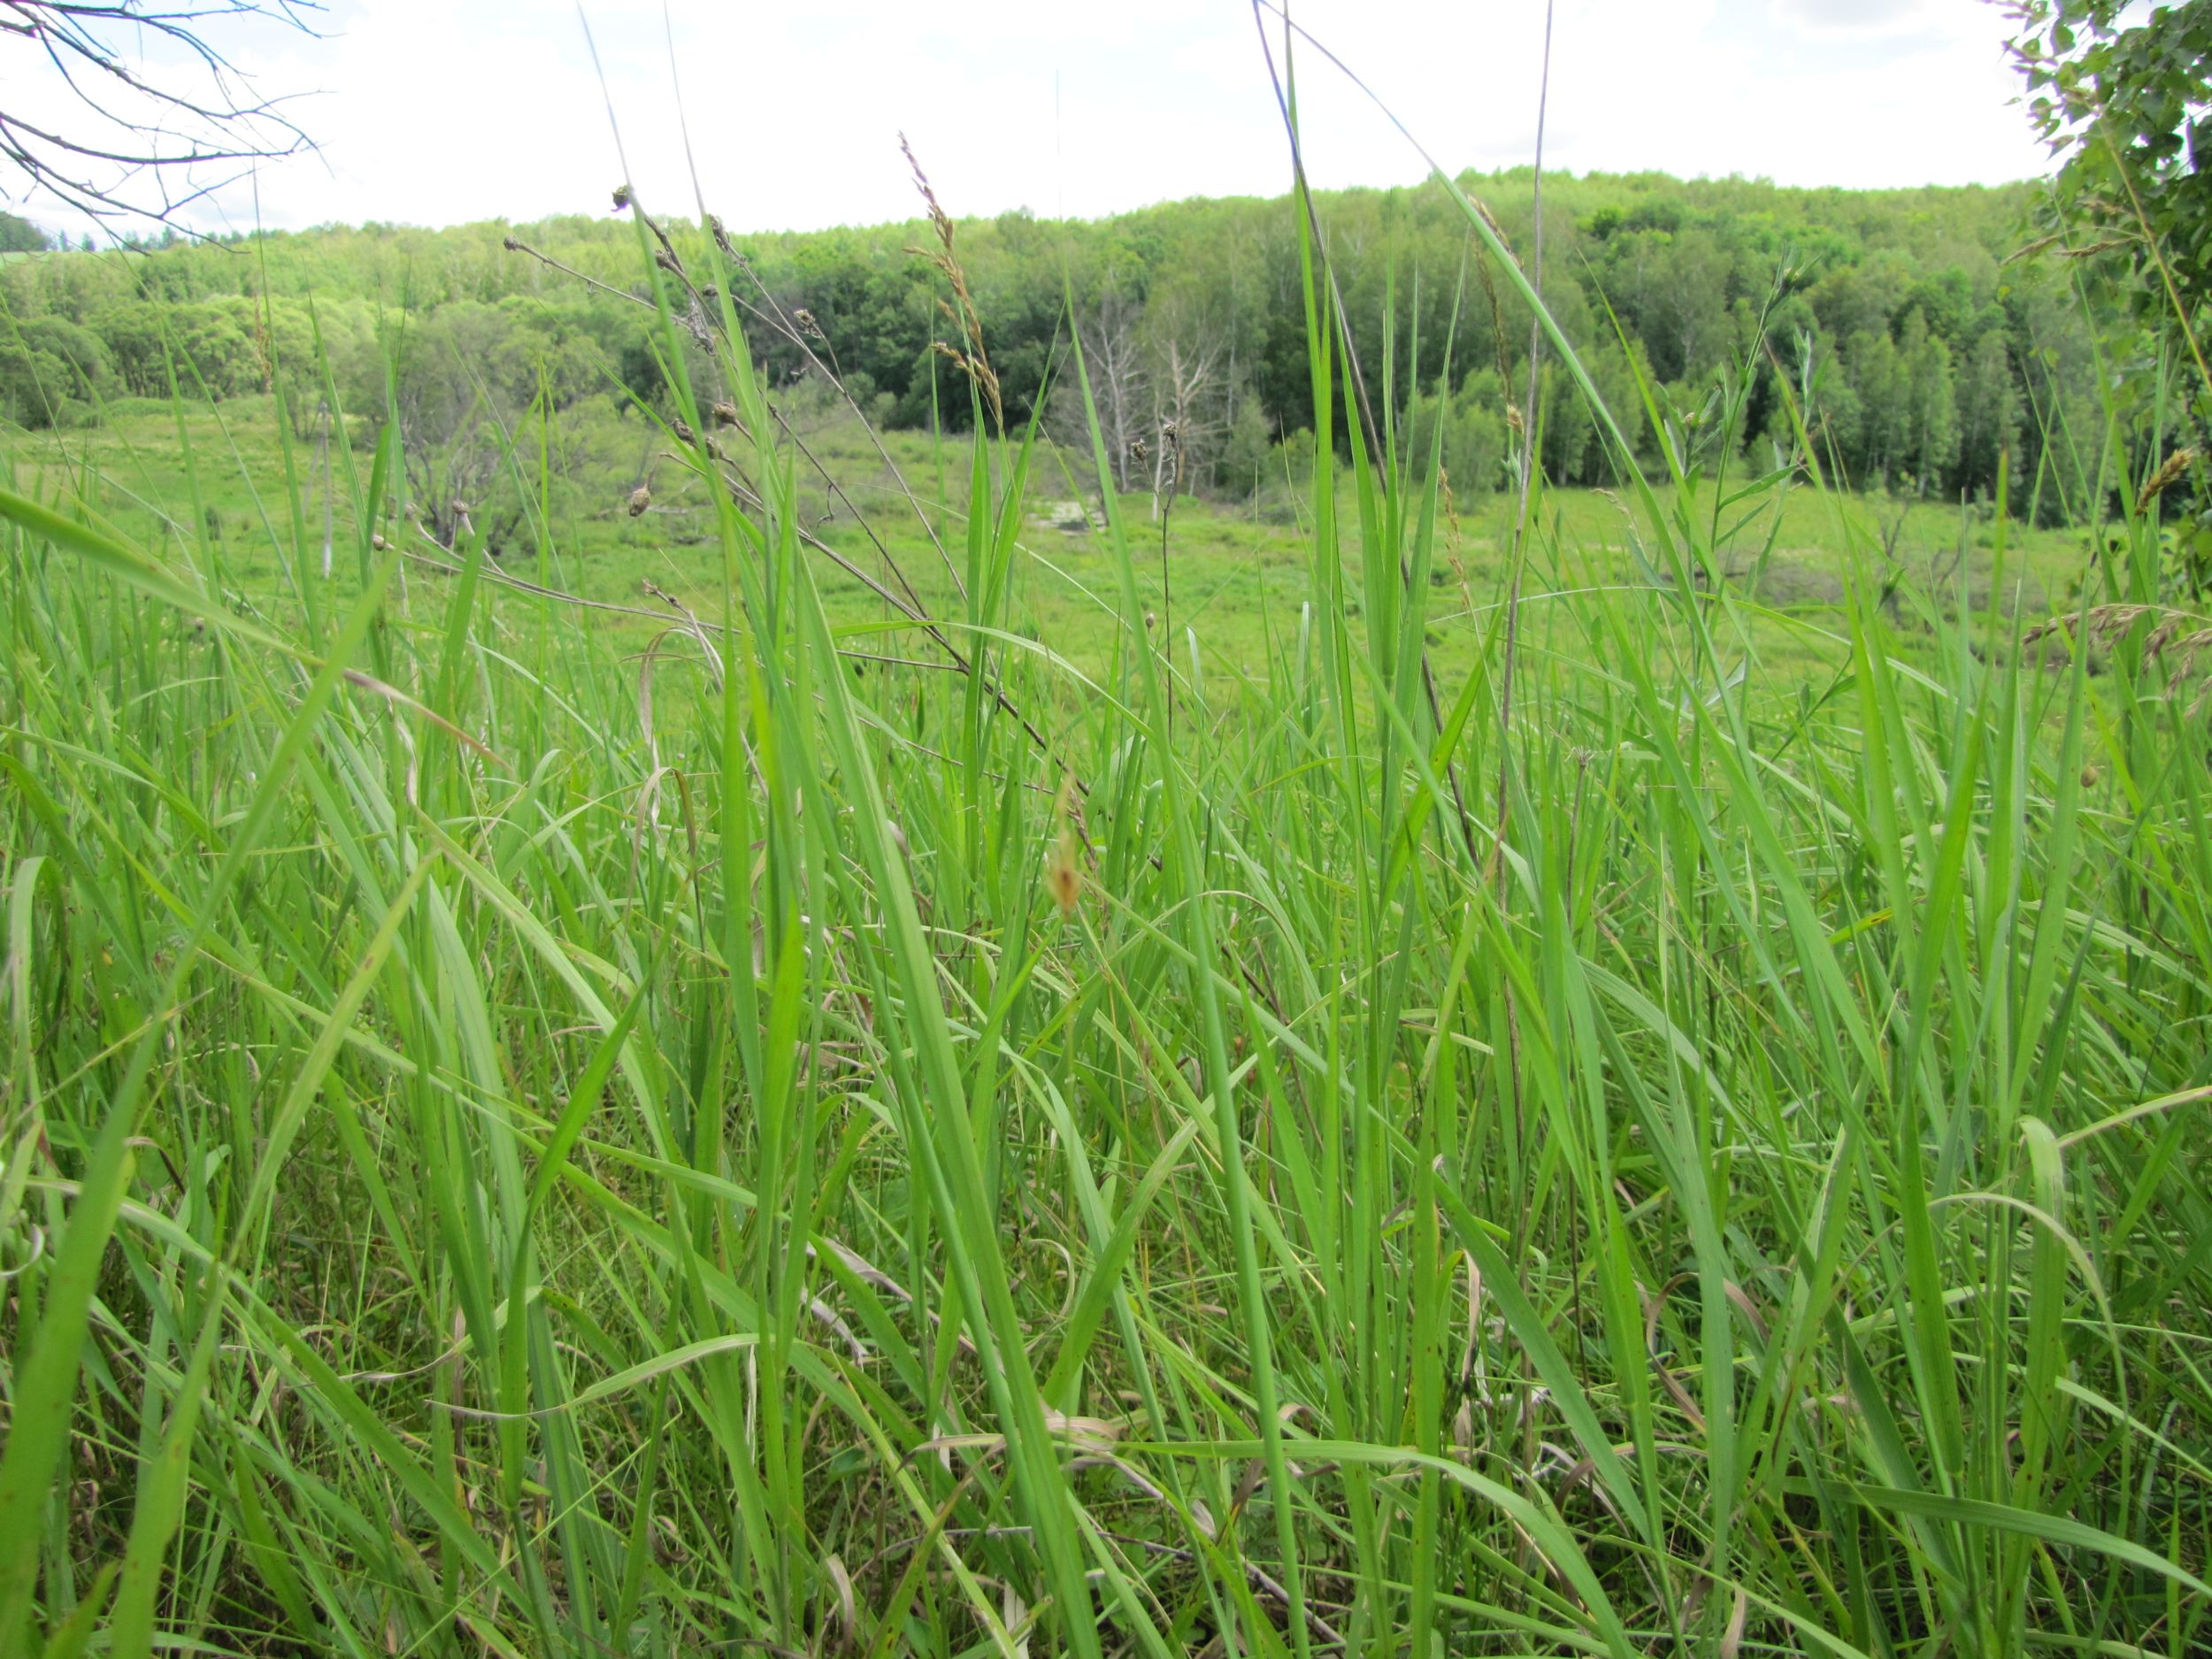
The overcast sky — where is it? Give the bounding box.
[10,0,2051,240]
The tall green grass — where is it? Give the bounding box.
[4,38,2212,1659]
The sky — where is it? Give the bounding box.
[4,0,2054,241]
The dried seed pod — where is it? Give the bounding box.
[672,419,695,445]
[450,500,470,518]
[1047,831,1082,917]
[628,486,652,518]
[710,400,741,427]
[1046,774,1084,918]
[611,183,633,210]
[370,533,388,551]
[795,307,824,339]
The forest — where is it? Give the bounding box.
[0,166,2112,525]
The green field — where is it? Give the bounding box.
[4,139,2212,1659]
[12,391,2100,696]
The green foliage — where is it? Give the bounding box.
[0,313,110,426]
[2011,1,2212,591]
[2014,0,2211,333]
[0,213,46,255]
[1407,366,1510,496]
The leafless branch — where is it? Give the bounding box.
[0,2,323,232]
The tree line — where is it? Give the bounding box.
[0,167,2118,522]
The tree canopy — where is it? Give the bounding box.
[0,166,2128,522]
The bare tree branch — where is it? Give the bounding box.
[0,2,322,234]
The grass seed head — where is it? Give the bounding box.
[897,133,1003,431]
[1047,773,1084,918]
[2136,446,2199,514]
[1047,828,1083,917]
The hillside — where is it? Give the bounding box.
[0,169,2109,537]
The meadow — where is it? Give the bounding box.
[27,390,2095,690]
[3,123,2211,1659]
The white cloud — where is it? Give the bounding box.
[1,0,2053,243]
[1769,0,1944,39]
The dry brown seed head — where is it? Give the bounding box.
[1047,828,1083,918]
[628,486,652,518]
[612,183,633,210]
[710,400,740,427]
